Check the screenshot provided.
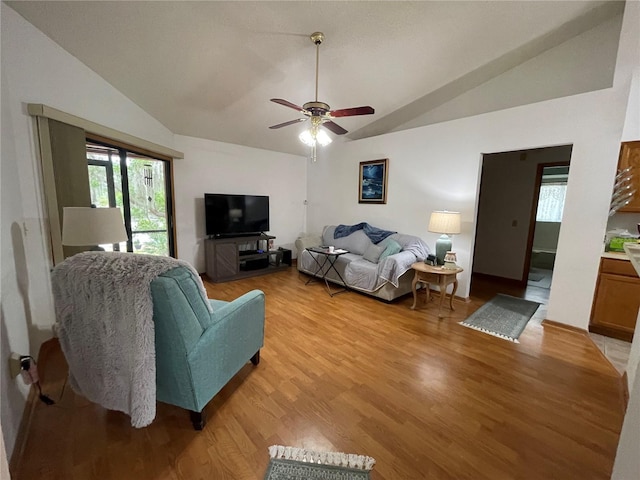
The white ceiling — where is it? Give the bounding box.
[6,1,623,156]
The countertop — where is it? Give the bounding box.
[602,250,630,261]
[623,243,640,275]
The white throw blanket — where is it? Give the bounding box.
[51,252,210,427]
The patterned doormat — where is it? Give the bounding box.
[460,294,540,343]
[264,445,375,480]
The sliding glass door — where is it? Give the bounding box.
[86,141,175,256]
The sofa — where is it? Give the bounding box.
[295,224,431,301]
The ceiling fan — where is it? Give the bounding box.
[269,32,375,146]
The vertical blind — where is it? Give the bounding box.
[536,183,567,222]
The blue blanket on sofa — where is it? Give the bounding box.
[334,222,397,244]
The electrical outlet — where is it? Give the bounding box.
[9,352,22,378]
[19,356,39,385]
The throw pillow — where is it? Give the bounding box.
[379,238,402,260]
[322,226,371,255]
[363,243,385,264]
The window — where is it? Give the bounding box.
[535,161,570,225]
[87,140,175,256]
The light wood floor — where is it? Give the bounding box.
[12,268,625,479]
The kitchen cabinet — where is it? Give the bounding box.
[617,141,640,213]
[589,257,640,341]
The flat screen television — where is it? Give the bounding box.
[205,193,270,236]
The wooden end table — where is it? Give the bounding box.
[410,262,463,318]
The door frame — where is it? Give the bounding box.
[522,161,570,283]
[88,159,117,208]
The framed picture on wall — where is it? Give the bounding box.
[358,158,388,204]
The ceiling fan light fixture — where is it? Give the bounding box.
[298,129,316,147]
[298,127,332,147]
[315,129,332,146]
[269,31,374,150]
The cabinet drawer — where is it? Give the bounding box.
[601,257,638,277]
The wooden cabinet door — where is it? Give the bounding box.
[617,141,640,213]
[205,239,239,280]
[214,242,238,279]
[591,273,640,334]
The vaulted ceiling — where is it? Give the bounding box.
[7,1,624,156]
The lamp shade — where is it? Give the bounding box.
[428,211,461,235]
[62,207,128,246]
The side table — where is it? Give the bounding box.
[305,247,350,297]
[410,262,463,318]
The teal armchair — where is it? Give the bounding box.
[151,266,265,429]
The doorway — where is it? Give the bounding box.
[526,164,570,289]
[86,140,175,256]
[471,145,572,302]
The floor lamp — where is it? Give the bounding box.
[62,207,128,250]
[428,211,461,265]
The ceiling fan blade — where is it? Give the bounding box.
[323,121,348,135]
[268,118,307,129]
[271,98,306,113]
[330,106,375,117]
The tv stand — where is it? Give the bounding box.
[210,232,262,239]
[205,234,289,282]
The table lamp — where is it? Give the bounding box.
[62,206,128,249]
[428,210,461,265]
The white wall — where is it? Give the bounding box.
[397,12,623,131]
[306,0,638,329]
[620,68,639,142]
[173,135,306,272]
[1,3,175,459]
[308,90,624,328]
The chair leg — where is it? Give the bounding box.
[250,350,260,366]
[190,409,205,431]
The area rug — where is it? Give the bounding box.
[460,294,540,343]
[264,445,375,480]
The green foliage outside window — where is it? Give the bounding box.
[87,149,169,256]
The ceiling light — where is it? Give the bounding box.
[298,129,316,147]
[315,129,332,146]
[299,117,332,147]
